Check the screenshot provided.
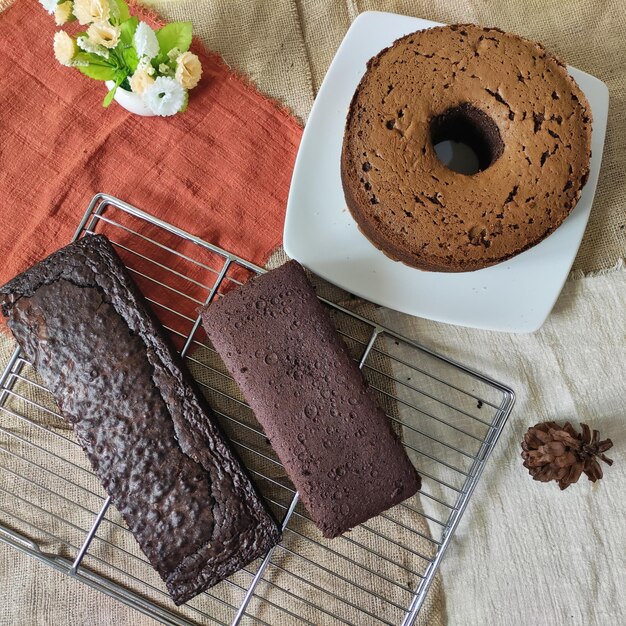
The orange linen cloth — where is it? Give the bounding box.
[0,0,302,340]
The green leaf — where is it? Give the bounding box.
[77,62,117,81]
[102,85,118,107]
[156,22,192,55]
[102,72,126,108]
[110,0,130,24]
[152,52,167,68]
[180,90,189,113]
[119,16,138,46]
[121,45,138,73]
[73,51,115,66]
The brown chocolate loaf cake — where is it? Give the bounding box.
[341,24,592,272]
[201,261,421,538]
[0,235,280,605]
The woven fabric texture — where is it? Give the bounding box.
[0,0,302,312]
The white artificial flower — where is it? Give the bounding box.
[39,0,58,14]
[53,31,76,66]
[134,22,159,60]
[77,35,110,59]
[144,76,186,116]
[136,56,155,75]
[175,51,202,89]
[129,67,155,94]
[87,21,120,49]
[73,0,109,25]
[54,1,73,25]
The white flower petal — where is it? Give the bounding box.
[77,35,110,59]
[137,56,155,75]
[144,76,186,116]
[134,22,160,60]
[39,0,58,14]
[54,1,73,26]
[73,0,109,25]
[129,68,155,95]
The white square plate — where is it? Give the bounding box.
[284,11,609,333]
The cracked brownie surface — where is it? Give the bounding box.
[0,234,280,605]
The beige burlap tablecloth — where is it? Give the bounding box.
[2,1,626,625]
[378,270,626,626]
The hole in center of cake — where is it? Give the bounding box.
[430,103,504,175]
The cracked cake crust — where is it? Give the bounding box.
[341,24,592,272]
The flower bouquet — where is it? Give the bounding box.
[41,0,202,116]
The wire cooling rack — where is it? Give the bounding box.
[0,194,515,625]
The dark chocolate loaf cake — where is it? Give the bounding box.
[201,260,420,538]
[0,235,280,605]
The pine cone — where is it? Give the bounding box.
[521,421,614,490]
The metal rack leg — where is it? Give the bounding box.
[69,496,112,575]
[0,347,23,406]
[358,328,382,369]
[180,259,232,358]
[231,493,300,626]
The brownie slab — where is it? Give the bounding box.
[0,234,280,604]
[201,260,421,538]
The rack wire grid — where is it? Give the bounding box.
[0,194,515,625]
